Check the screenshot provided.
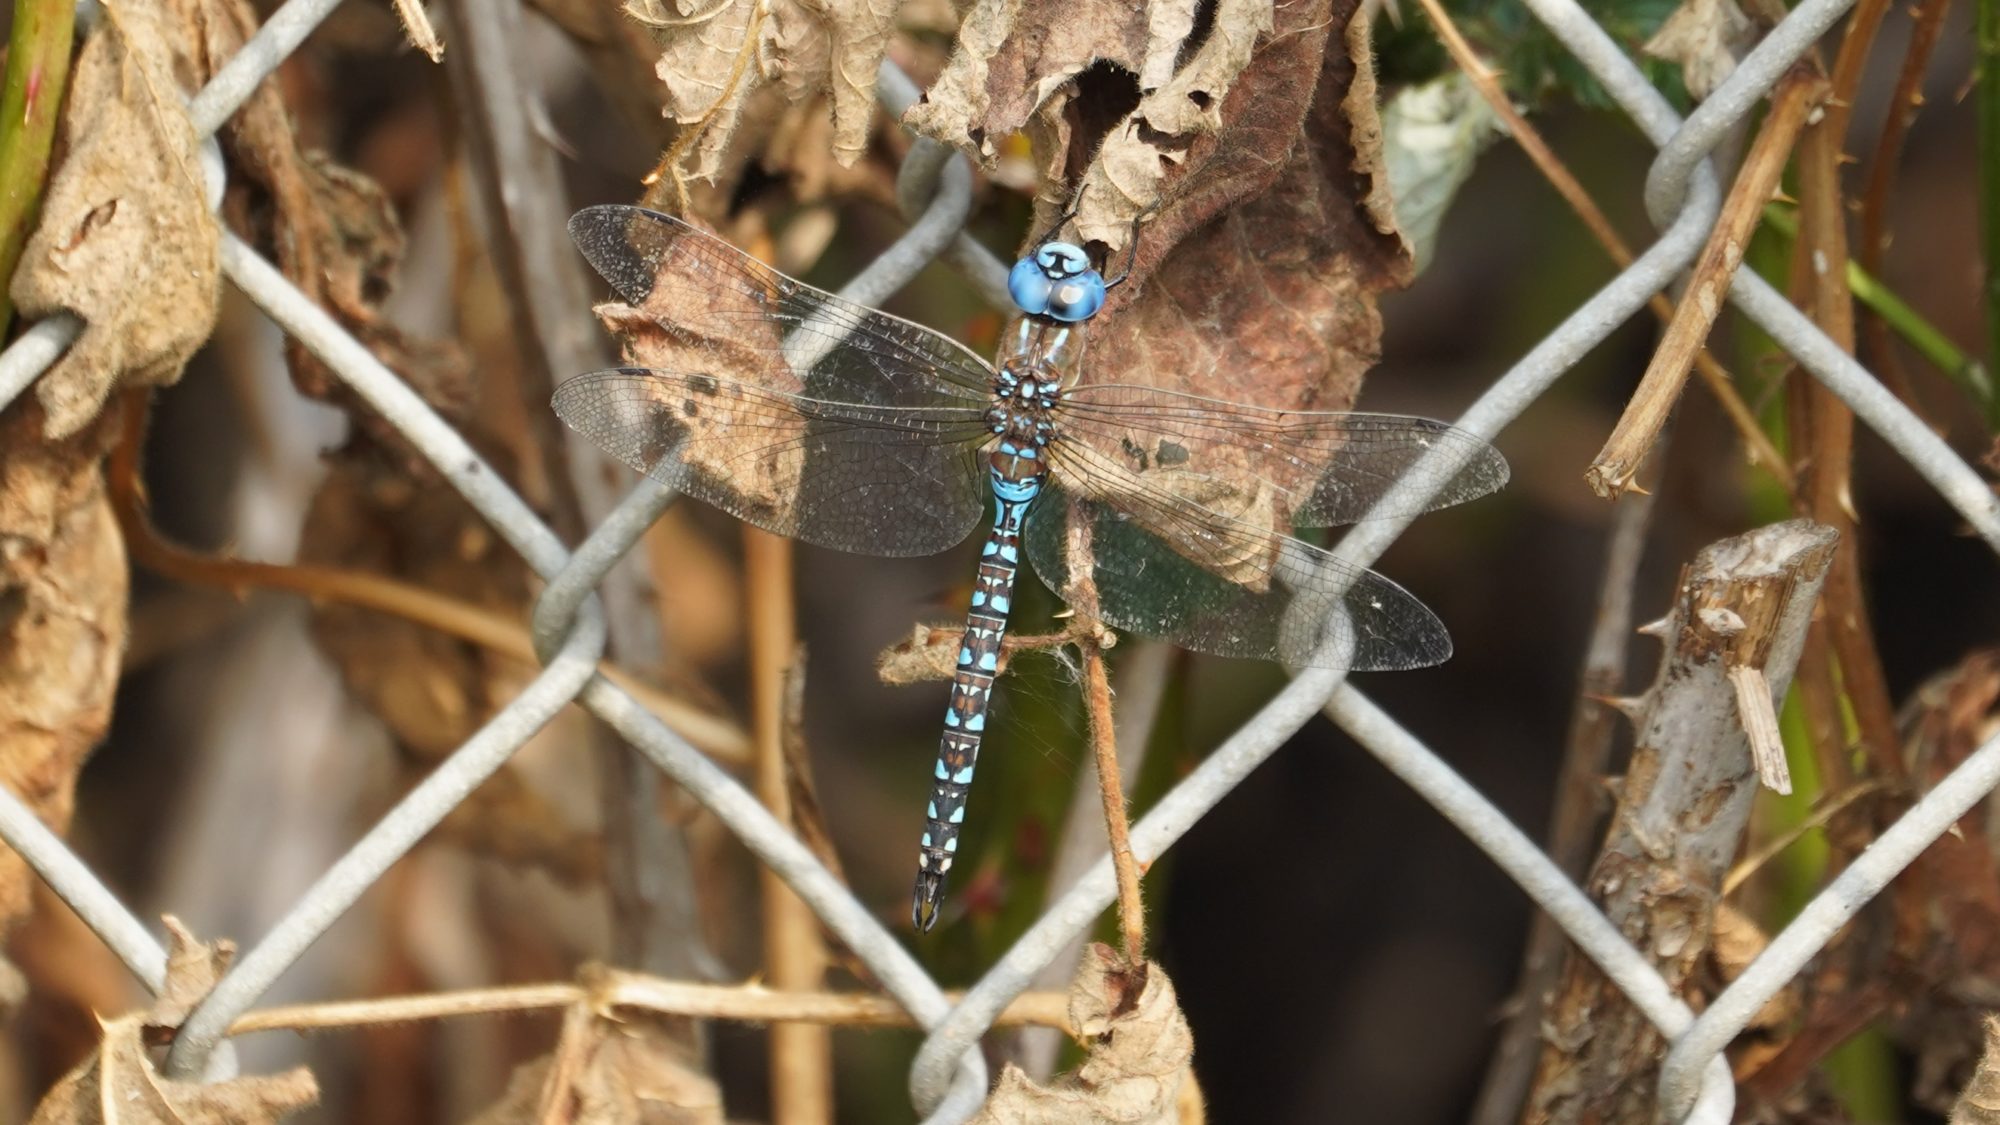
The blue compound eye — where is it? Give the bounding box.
[1009,241,1107,322]
[1044,270,1105,322]
[1008,256,1054,316]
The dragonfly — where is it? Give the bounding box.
[553,204,1508,931]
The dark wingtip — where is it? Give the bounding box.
[912,871,948,932]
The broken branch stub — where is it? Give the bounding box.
[1526,519,1838,1124]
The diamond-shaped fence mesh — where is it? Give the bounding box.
[0,0,1992,1120]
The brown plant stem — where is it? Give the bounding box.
[1411,0,1793,493]
[227,973,1073,1036]
[106,398,750,764]
[1783,91,1905,785]
[1471,435,1665,1125]
[1081,640,1146,967]
[0,0,75,333]
[1066,506,1147,965]
[744,528,831,1124]
[1586,65,1828,498]
[1856,0,1955,421]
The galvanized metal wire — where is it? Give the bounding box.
[0,0,1993,1119]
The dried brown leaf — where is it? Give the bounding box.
[1056,0,1410,553]
[1643,0,1753,100]
[26,919,317,1125]
[182,0,470,417]
[972,945,1195,1124]
[12,6,220,440]
[639,0,900,180]
[149,916,236,1032]
[465,1003,722,1124]
[1955,1018,2000,1125]
[27,1020,317,1125]
[0,401,128,951]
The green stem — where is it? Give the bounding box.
[1979,0,2000,424]
[1763,204,1996,425]
[0,0,74,336]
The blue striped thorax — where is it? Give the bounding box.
[1007,241,1106,324]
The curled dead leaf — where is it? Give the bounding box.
[26,917,318,1125]
[0,400,128,957]
[466,1002,721,1124]
[1643,0,1753,101]
[1954,1018,2000,1125]
[13,5,220,440]
[640,0,901,182]
[971,944,1197,1124]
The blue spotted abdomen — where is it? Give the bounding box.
[910,465,1041,931]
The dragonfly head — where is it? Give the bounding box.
[1008,241,1106,323]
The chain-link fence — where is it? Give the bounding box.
[0,0,1993,1119]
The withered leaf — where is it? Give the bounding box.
[971,945,1195,1124]
[0,400,128,951]
[1381,72,1504,273]
[183,0,471,417]
[12,4,220,440]
[26,1016,317,1125]
[465,1002,722,1124]
[1643,0,1752,101]
[26,917,317,1125]
[1955,1018,2000,1125]
[637,0,899,180]
[1056,0,1413,555]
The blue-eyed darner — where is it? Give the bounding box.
[553,205,1508,931]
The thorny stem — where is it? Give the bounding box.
[226,973,1073,1036]
[1855,0,1954,423]
[0,0,75,333]
[1784,114,1906,786]
[1763,205,1993,418]
[744,528,832,1125]
[1587,64,1827,498]
[1411,0,1794,494]
[105,397,751,763]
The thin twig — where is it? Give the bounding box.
[225,974,1073,1036]
[1066,506,1146,965]
[744,528,832,1124]
[1080,642,1146,967]
[1857,0,1962,423]
[1411,0,1794,494]
[1586,64,1827,498]
[1471,428,1666,1125]
[105,398,750,764]
[0,0,76,333]
[1723,778,1890,895]
[1020,639,1173,1080]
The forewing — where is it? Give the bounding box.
[554,369,990,557]
[569,205,994,407]
[1055,385,1507,526]
[1027,447,1453,670]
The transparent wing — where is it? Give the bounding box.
[1026,443,1454,670]
[1055,385,1508,526]
[569,205,994,406]
[554,369,992,557]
